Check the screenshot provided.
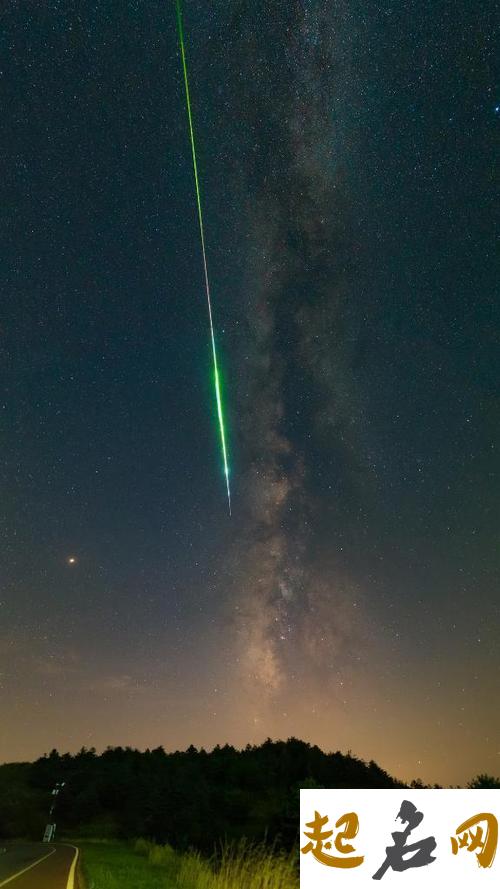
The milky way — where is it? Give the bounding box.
[0,0,498,785]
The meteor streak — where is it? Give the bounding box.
[175,0,232,515]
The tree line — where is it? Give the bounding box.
[0,738,496,850]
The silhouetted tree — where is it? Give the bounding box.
[0,740,492,850]
[468,773,500,789]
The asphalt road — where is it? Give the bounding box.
[0,843,78,888]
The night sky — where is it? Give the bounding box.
[1,1,498,785]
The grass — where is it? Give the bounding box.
[176,842,298,889]
[79,839,298,889]
[79,841,178,888]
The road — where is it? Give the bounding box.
[0,843,78,888]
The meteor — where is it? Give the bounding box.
[175,0,232,515]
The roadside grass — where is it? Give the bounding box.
[79,840,178,888]
[176,841,298,889]
[79,839,298,889]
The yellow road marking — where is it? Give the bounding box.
[0,847,56,886]
[64,845,79,889]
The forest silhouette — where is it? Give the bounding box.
[0,739,497,850]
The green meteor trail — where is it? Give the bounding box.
[175,0,231,515]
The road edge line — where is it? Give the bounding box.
[64,845,79,889]
[0,847,56,886]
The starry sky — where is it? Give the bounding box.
[0,0,498,785]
